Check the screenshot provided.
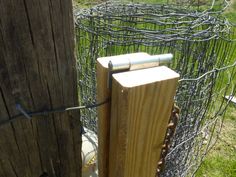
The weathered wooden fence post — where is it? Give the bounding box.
[97,53,179,177]
[0,1,81,177]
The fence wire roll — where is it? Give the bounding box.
[74,1,236,176]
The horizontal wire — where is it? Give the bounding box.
[179,60,236,82]
[0,98,110,128]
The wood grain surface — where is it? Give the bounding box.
[96,53,150,177]
[0,0,81,176]
[109,66,179,177]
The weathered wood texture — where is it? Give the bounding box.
[96,53,150,177]
[0,1,81,177]
[109,66,179,177]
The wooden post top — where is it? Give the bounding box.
[112,66,180,88]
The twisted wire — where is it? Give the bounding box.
[74,1,236,176]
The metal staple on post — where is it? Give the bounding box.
[16,104,32,119]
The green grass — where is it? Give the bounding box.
[73,0,236,176]
[197,156,236,177]
[196,2,236,175]
[225,1,236,23]
[196,105,236,177]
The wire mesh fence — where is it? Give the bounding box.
[74,1,236,176]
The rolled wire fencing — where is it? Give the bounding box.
[74,1,236,176]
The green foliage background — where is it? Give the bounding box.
[73,0,236,176]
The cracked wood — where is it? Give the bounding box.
[0,0,81,177]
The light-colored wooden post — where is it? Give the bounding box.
[109,66,179,177]
[96,57,111,177]
[97,53,150,177]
